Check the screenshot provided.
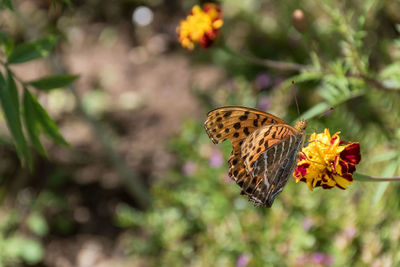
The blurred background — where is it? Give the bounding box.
[0,0,400,266]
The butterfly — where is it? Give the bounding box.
[204,106,307,207]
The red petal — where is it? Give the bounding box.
[299,154,306,160]
[332,156,339,172]
[342,173,354,181]
[203,3,220,13]
[294,163,309,177]
[347,163,356,174]
[340,143,361,165]
[338,160,348,174]
[199,35,213,48]
[330,136,338,145]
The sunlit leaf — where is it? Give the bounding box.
[29,74,79,91]
[23,88,68,148]
[295,102,331,121]
[8,36,58,64]
[27,212,49,236]
[20,238,44,265]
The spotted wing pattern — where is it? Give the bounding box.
[241,124,306,207]
[204,106,286,147]
[204,106,307,207]
[204,107,286,186]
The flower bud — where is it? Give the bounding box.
[292,9,308,33]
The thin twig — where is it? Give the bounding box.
[240,53,312,72]
[365,176,400,181]
[347,73,400,92]
[222,46,312,72]
[224,46,400,92]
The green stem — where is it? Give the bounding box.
[354,173,400,182]
[220,45,312,72]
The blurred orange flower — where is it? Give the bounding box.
[294,129,361,190]
[177,3,223,50]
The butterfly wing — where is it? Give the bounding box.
[204,106,286,147]
[240,124,306,207]
[204,106,287,185]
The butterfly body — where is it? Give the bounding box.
[204,106,306,207]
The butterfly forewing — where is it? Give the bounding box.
[204,106,286,147]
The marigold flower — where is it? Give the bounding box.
[294,129,361,190]
[177,3,223,50]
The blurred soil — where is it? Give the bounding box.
[6,22,224,266]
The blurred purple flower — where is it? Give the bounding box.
[209,149,223,168]
[182,161,197,175]
[344,226,356,239]
[224,173,233,183]
[323,255,334,266]
[227,79,238,91]
[302,217,314,231]
[312,252,324,264]
[255,73,272,90]
[236,254,249,267]
[274,77,285,87]
[258,96,270,111]
[295,255,308,265]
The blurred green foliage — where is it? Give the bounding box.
[114,0,400,266]
[0,33,73,169]
[115,119,400,266]
[0,0,400,266]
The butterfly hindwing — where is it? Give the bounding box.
[251,132,305,206]
[236,124,303,207]
[241,124,298,175]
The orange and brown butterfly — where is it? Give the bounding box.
[204,106,307,207]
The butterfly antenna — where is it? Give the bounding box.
[299,151,328,167]
[292,80,301,117]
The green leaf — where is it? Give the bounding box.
[1,0,13,10]
[23,88,68,149]
[20,238,44,264]
[7,36,58,64]
[294,102,331,122]
[61,0,72,6]
[0,30,9,44]
[27,212,49,236]
[0,72,32,168]
[23,88,47,156]
[0,31,14,56]
[29,74,79,91]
